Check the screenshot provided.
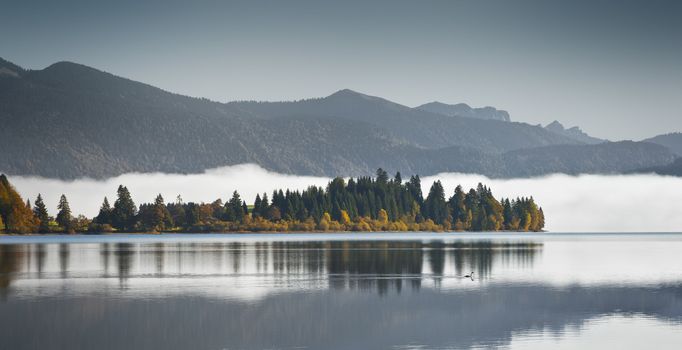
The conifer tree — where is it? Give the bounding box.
[424,180,449,225]
[394,171,402,185]
[112,185,137,231]
[376,168,389,185]
[56,194,73,233]
[253,194,262,218]
[33,194,50,233]
[95,197,112,225]
[225,191,244,222]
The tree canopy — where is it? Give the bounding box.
[0,171,545,234]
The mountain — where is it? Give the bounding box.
[0,57,677,180]
[416,101,511,122]
[229,90,579,153]
[642,133,682,156]
[544,121,605,145]
[501,141,675,177]
[634,158,682,176]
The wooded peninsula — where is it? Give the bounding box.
[0,169,544,234]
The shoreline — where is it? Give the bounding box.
[1,229,545,236]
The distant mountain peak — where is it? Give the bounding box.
[544,120,604,145]
[416,101,511,122]
[545,120,565,131]
[42,60,109,76]
[326,89,377,101]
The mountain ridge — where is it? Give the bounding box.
[416,101,511,122]
[0,57,677,180]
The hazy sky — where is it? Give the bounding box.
[1,0,680,140]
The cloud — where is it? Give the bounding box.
[7,164,682,232]
[424,172,682,232]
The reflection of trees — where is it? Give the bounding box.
[59,244,69,279]
[115,243,134,288]
[446,241,541,279]
[126,240,541,295]
[326,241,424,294]
[154,243,165,275]
[2,239,541,296]
[36,244,46,277]
[0,245,24,299]
[100,243,111,277]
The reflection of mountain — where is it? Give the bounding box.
[2,241,682,349]
[1,283,681,349]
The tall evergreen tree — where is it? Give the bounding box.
[376,168,389,185]
[33,194,50,233]
[225,191,244,222]
[56,194,72,233]
[424,180,449,225]
[253,194,262,218]
[112,185,137,231]
[394,171,402,185]
[407,175,424,205]
[95,197,112,225]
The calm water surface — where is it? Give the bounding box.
[1,233,682,349]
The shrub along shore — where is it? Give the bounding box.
[0,169,544,234]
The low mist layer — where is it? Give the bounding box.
[7,164,682,232]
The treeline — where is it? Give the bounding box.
[0,170,544,234]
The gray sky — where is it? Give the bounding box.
[1,0,680,140]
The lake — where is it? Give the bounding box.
[1,233,682,349]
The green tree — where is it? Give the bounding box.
[224,191,244,222]
[112,185,137,231]
[253,194,262,218]
[424,180,449,225]
[33,194,50,233]
[375,168,389,185]
[56,194,73,233]
[95,197,112,225]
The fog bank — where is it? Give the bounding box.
[7,164,682,232]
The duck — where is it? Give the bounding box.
[464,271,474,279]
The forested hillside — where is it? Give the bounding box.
[643,133,682,156]
[0,57,677,179]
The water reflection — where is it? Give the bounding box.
[0,235,681,349]
[0,240,540,294]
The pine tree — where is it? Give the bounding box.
[33,194,50,233]
[407,175,423,205]
[225,191,244,222]
[424,180,449,225]
[376,168,389,185]
[112,185,137,231]
[152,194,172,230]
[253,194,262,218]
[95,197,112,225]
[394,171,402,185]
[56,194,73,233]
